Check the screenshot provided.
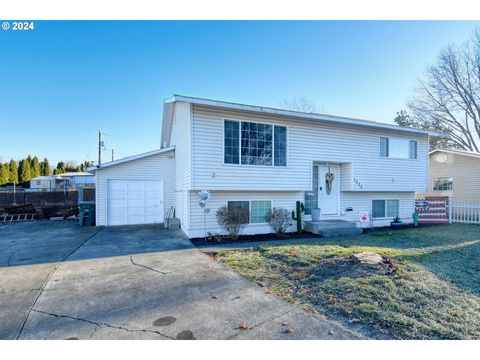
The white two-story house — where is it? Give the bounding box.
[90,95,441,238]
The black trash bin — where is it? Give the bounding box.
[79,202,95,226]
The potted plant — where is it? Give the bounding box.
[390,216,403,229]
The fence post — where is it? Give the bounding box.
[448,197,452,224]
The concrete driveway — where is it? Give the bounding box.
[0,221,360,340]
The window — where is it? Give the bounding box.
[227,201,249,213]
[433,178,453,191]
[224,120,239,164]
[226,200,272,224]
[304,165,319,215]
[380,137,417,159]
[250,200,272,223]
[224,120,287,166]
[36,180,41,185]
[409,140,417,159]
[241,122,273,165]
[274,126,287,166]
[372,199,399,218]
[380,137,389,157]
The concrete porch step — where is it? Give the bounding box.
[304,220,363,237]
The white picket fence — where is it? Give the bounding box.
[449,201,480,225]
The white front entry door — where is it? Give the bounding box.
[107,179,164,225]
[318,164,340,215]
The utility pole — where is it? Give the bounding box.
[98,131,102,165]
[111,149,114,162]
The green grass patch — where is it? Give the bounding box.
[212,225,480,339]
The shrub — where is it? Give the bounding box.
[267,207,292,237]
[216,206,249,240]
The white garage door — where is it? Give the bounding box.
[107,179,164,226]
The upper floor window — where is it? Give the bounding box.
[224,120,287,166]
[380,137,417,159]
[433,177,453,191]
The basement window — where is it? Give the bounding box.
[372,199,399,218]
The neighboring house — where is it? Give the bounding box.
[89,95,441,238]
[30,172,95,191]
[57,172,96,187]
[29,176,57,191]
[418,149,480,202]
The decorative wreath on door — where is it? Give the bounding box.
[325,164,335,195]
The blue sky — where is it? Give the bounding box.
[1,20,479,165]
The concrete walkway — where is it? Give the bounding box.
[0,222,360,340]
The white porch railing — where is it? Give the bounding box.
[449,201,480,225]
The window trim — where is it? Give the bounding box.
[223,119,288,167]
[378,136,418,160]
[225,199,273,225]
[432,177,453,191]
[371,198,400,219]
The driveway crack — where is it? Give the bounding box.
[15,227,104,340]
[227,307,298,340]
[129,256,172,275]
[32,309,173,339]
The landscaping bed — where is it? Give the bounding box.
[210,224,480,339]
[190,230,321,246]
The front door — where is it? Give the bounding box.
[318,164,340,215]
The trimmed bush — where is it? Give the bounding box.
[267,207,292,237]
[216,205,249,240]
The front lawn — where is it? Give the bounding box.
[211,225,480,339]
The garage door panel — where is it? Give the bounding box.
[144,190,161,199]
[127,199,146,207]
[144,182,162,190]
[145,215,161,223]
[127,182,144,190]
[107,180,164,226]
[127,190,145,199]
[109,181,127,190]
[144,206,161,216]
[144,198,162,206]
[127,215,144,225]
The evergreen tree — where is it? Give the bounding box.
[0,163,10,185]
[40,158,51,176]
[8,159,18,184]
[80,160,93,172]
[55,161,66,175]
[31,156,41,178]
[18,159,32,183]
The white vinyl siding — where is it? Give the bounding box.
[185,190,415,238]
[192,105,428,192]
[95,151,175,226]
[170,102,192,191]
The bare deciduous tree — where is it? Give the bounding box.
[280,96,317,113]
[408,29,480,152]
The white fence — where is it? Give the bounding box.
[449,201,480,225]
